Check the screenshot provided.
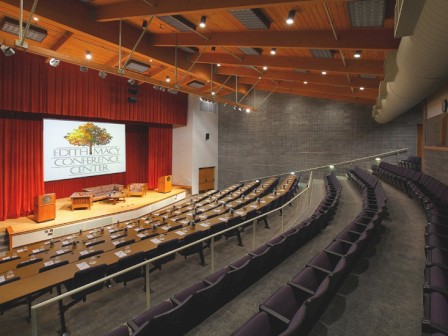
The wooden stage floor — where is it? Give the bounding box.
[0,187,187,235]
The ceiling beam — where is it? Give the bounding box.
[196,53,384,75]
[0,0,247,94]
[240,78,377,99]
[255,85,375,105]
[217,66,381,89]
[95,0,347,22]
[149,29,399,51]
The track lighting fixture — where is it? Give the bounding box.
[245,108,251,113]
[270,48,276,55]
[49,58,60,67]
[0,45,15,56]
[199,16,206,28]
[85,51,92,60]
[127,78,136,85]
[354,50,362,59]
[286,10,296,25]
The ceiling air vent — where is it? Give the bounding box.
[230,9,271,30]
[0,17,47,42]
[178,46,199,54]
[158,16,196,32]
[239,47,263,55]
[124,59,151,73]
[188,80,206,89]
[310,49,334,58]
[348,0,386,28]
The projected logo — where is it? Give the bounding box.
[64,122,113,155]
[45,121,125,180]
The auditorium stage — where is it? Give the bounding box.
[0,187,187,249]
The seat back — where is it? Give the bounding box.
[69,263,107,300]
[39,260,69,273]
[115,251,145,284]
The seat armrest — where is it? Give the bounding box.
[287,281,315,295]
[259,305,290,325]
[323,249,345,258]
[306,263,332,274]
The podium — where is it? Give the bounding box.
[157,175,172,193]
[34,193,56,223]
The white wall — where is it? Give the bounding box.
[172,95,218,195]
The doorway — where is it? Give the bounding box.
[199,167,215,192]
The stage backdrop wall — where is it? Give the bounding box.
[0,51,184,221]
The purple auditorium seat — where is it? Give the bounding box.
[281,226,304,255]
[227,255,253,297]
[103,325,129,336]
[233,311,277,336]
[249,244,272,278]
[423,291,448,335]
[128,299,173,331]
[427,248,448,269]
[324,240,359,267]
[425,266,448,292]
[259,285,308,330]
[289,267,328,294]
[427,235,448,250]
[306,251,347,290]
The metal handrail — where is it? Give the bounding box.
[239,148,407,183]
[30,173,313,335]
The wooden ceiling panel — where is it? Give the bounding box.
[0,0,398,109]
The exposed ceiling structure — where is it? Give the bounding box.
[0,0,399,110]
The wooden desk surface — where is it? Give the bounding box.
[0,176,296,305]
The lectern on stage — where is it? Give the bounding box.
[34,193,56,223]
[157,175,172,193]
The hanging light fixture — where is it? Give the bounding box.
[270,47,277,55]
[165,75,171,83]
[354,50,362,59]
[85,51,92,60]
[199,16,206,28]
[286,10,296,25]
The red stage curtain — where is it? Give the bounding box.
[0,51,187,126]
[0,112,44,221]
[125,125,149,185]
[148,126,173,189]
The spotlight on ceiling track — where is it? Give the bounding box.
[286,10,296,25]
[142,20,148,30]
[354,50,362,59]
[199,16,206,28]
[98,71,107,79]
[128,78,136,85]
[270,47,276,55]
[0,45,15,56]
[49,58,60,67]
[245,108,251,113]
[85,51,92,60]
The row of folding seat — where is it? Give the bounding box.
[399,155,422,172]
[103,173,340,336]
[232,168,386,336]
[371,161,448,335]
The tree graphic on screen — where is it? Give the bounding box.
[64,122,113,155]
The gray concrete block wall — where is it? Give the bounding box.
[424,150,448,185]
[218,91,421,188]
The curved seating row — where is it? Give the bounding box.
[103,174,338,336]
[371,161,448,336]
[399,155,421,172]
[233,169,386,336]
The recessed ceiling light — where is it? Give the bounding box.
[303,81,308,84]
[217,63,221,67]
[360,86,365,91]
[270,48,277,55]
[165,76,171,83]
[354,50,362,58]
[33,16,39,22]
[262,66,268,71]
[199,16,206,28]
[286,10,296,25]
[85,51,92,60]
[211,91,216,96]
[321,71,327,75]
